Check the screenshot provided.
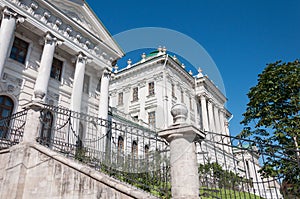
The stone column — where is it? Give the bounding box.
[207,99,216,133]
[0,7,24,76]
[98,69,111,160]
[33,32,61,102]
[70,52,87,113]
[159,103,205,199]
[98,69,111,120]
[200,95,209,131]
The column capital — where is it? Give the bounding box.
[198,92,209,99]
[2,7,25,23]
[76,52,92,64]
[42,32,63,46]
[102,68,112,78]
[207,98,214,104]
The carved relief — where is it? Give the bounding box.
[1,73,23,96]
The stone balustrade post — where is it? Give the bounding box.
[159,103,205,199]
[22,102,42,143]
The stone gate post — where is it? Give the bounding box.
[22,102,42,143]
[158,103,205,199]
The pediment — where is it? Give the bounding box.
[50,1,94,34]
[48,0,123,56]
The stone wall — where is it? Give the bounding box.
[0,143,157,199]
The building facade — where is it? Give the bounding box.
[0,0,123,142]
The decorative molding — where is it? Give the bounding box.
[153,72,163,82]
[3,7,25,23]
[137,80,146,88]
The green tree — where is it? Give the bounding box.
[240,60,300,198]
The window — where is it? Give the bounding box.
[117,136,124,164]
[9,37,29,64]
[132,87,138,101]
[50,58,63,81]
[132,141,138,157]
[0,96,14,138]
[96,78,101,92]
[181,90,184,103]
[118,92,123,105]
[148,111,156,129]
[40,111,53,146]
[148,82,155,96]
[83,74,90,94]
[117,136,124,153]
[171,84,175,98]
[144,145,149,159]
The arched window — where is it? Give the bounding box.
[132,141,138,157]
[40,111,53,146]
[117,136,124,154]
[0,96,14,138]
[144,145,149,159]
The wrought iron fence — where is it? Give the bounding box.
[36,104,171,198]
[0,109,28,149]
[196,131,300,199]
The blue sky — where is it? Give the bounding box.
[86,0,300,136]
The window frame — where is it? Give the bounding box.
[132,140,138,157]
[132,87,138,102]
[0,96,14,138]
[9,36,30,65]
[50,57,63,81]
[148,82,155,96]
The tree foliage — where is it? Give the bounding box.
[240,60,300,197]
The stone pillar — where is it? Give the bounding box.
[33,32,61,102]
[98,69,111,120]
[159,103,205,199]
[207,99,216,133]
[22,103,42,143]
[0,7,24,76]
[214,106,221,133]
[200,95,209,131]
[70,53,87,113]
[98,69,111,160]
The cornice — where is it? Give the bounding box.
[195,76,227,104]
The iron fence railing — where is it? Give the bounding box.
[0,109,28,149]
[36,104,171,198]
[196,131,299,199]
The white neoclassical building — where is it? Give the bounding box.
[109,48,231,135]
[0,0,123,140]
